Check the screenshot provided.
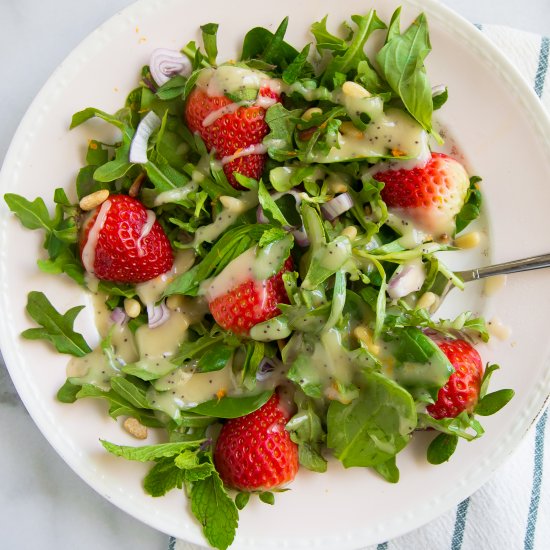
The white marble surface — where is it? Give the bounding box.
[0,1,549,549]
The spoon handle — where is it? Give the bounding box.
[458,253,550,282]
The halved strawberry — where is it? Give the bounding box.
[427,338,483,419]
[184,72,280,188]
[207,256,293,335]
[214,392,299,491]
[373,152,470,238]
[80,194,173,283]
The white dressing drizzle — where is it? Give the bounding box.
[220,143,268,165]
[136,209,156,257]
[81,199,112,274]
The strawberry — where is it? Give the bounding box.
[427,339,483,419]
[184,80,279,188]
[373,152,470,237]
[208,257,293,335]
[214,392,299,491]
[80,194,173,283]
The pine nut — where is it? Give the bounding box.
[302,107,322,121]
[353,325,380,355]
[124,298,141,318]
[328,181,348,194]
[342,81,371,99]
[123,417,148,439]
[79,189,110,211]
[416,291,438,311]
[341,226,358,241]
[454,231,481,249]
[339,121,364,139]
[219,195,243,212]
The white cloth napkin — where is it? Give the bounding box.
[171,23,550,550]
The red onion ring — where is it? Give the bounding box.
[320,192,354,221]
[150,48,192,87]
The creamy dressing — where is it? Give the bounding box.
[153,182,198,206]
[221,143,268,165]
[483,275,507,297]
[487,317,511,340]
[317,237,352,271]
[311,109,429,164]
[81,199,112,274]
[333,89,384,123]
[67,346,120,391]
[192,189,258,247]
[196,65,282,97]
[136,209,156,257]
[147,363,238,418]
[135,249,195,306]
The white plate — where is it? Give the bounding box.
[1,0,550,548]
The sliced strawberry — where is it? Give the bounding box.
[373,152,470,237]
[214,392,299,491]
[427,339,483,419]
[80,194,173,284]
[207,256,292,335]
[185,79,279,188]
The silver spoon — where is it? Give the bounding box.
[428,253,550,309]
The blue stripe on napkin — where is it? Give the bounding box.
[535,37,549,98]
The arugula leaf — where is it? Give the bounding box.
[187,391,273,418]
[201,23,219,66]
[4,194,62,232]
[455,176,482,234]
[263,103,300,162]
[56,379,81,403]
[164,224,272,297]
[258,180,289,226]
[258,227,288,247]
[376,12,434,134]
[22,291,91,357]
[311,15,347,52]
[327,370,416,467]
[320,11,386,88]
[427,433,459,464]
[282,44,312,84]
[190,470,238,550]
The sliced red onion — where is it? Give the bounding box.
[110,307,127,325]
[150,48,192,87]
[256,357,282,381]
[147,301,170,329]
[387,262,426,300]
[292,227,310,247]
[129,111,162,164]
[256,205,270,224]
[320,192,354,221]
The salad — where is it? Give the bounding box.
[4,7,515,550]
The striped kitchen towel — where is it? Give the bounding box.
[169,24,550,550]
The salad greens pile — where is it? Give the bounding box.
[4,8,514,550]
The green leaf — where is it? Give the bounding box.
[287,355,323,398]
[110,376,152,409]
[258,179,289,226]
[22,292,91,357]
[155,76,188,100]
[4,194,60,232]
[190,471,239,550]
[164,224,272,297]
[376,12,434,134]
[418,411,484,441]
[143,457,187,497]
[86,140,109,165]
[327,370,416,467]
[196,345,234,373]
[235,492,250,510]
[321,11,387,88]
[241,23,300,66]
[187,391,273,419]
[259,492,275,505]
[101,440,203,461]
[201,23,219,65]
[282,44,312,85]
[311,15,347,52]
[263,103,300,162]
[455,176,482,234]
[427,433,459,464]
[56,379,81,403]
[475,389,515,416]
[479,363,500,399]
[258,227,288,248]
[433,86,448,110]
[373,456,400,483]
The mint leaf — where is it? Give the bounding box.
[143,457,187,497]
[22,291,91,357]
[191,470,238,550]
[475,389,515,416]
[101,440,203,461]
[427,433,459,464]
